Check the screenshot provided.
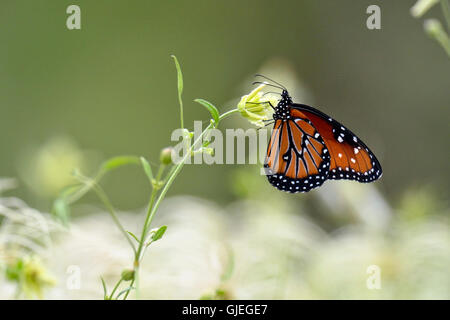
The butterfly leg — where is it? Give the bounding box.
[245,101,276,110]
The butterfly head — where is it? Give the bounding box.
[280,89,293,104]
[273,90,293,121]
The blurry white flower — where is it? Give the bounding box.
[30,190,449,300]
[19,137,89,197]
[0,182,62,299]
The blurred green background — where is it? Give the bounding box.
[1,0,448,209]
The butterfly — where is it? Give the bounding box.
[257,77,382,193]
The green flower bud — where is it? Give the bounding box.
[121,269,135,281]
[237,84,279,127]
[423,19,450,55]
[160,147,173,165]
[410,0,439,18]
[424,19,443,37]
[202,147,214,155]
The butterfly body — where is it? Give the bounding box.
[264,90,382,193]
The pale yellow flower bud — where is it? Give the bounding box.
[237,84,279,127]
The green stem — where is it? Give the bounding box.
[75,174,136,252]
[94,185,136,252]
[137,164,166,259]
[125,166,164,299]
[219,108,240,121]
[109,279,123,299]
[123,279,135,300]
[123,108,239,299]
[138,188,159,260]
[179,100,184,129]
[441,0,450,31]
[67,172,104,204]
[135,111,238,263]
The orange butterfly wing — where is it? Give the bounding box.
[264,114,331,193]
[292,104,382,183]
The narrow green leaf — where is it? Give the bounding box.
[100,277,108,299]
[126,231,139,243]
[151,225,167,242]
[220,247,235,282]
[194,99,220,126]
[140,157,153,182]
[171,55,184,129]
[100,156,140,173]
[171,55,183,96]
[52,198,70,225]
[59,184,83,198]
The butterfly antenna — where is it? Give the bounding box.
[254,74,287,91]
[252,81,285,91]
[263,91,282,97]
